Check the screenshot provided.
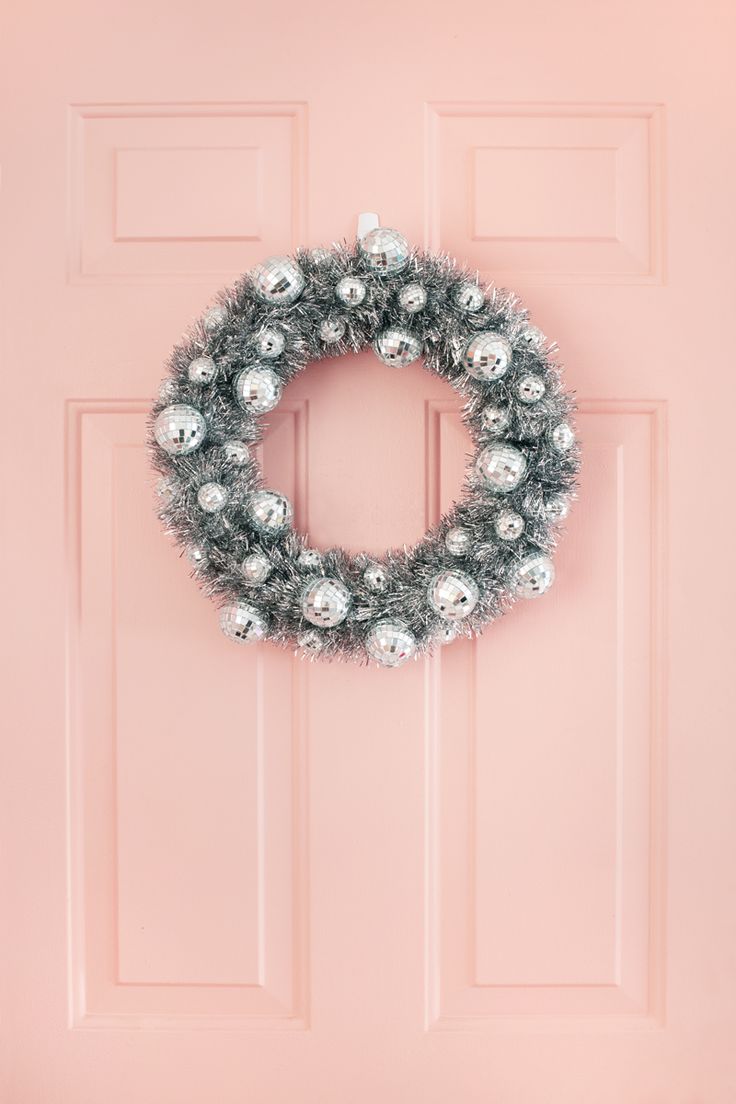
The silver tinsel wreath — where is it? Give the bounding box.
[150,227,580,668]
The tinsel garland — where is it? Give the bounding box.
[150,229,580,667]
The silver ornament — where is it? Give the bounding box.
[517,374,546,404]
[297,548,324,571]
[363,563,388,592]
[434,622,459,646]
[220,600,268,643]
[552,422,575,452]
[155,476,177,505]
[233,366,282,413]
[222,440,250,465]
[187,355,217,384]
[464,333,512,381]
[374,327,423,368]
[455,282,484,312]
[302,577,351,628]
[335,275,367,307]
[428,570,479,621]
[255,328,285,358]
[203,304,227,331]
[241,551,272,585]
[515,554,555,598]
[252,256,305,305]
[319,317,346,344]
[521,325,546,348]
[310,246,332,264]
[197,481,228,513]
[158,378,178,402]
[366,620,416,668]
[476,444,527,492]
[154,404,206,456]
[545,495,571,522]
[494,510,525,541]
[481,404,511,435]
[246,489,293,535]
[359,227,410,274]
[445,526,472,556]
[186,544,207,568]
[398,283,427,313]
[297,629,324,655]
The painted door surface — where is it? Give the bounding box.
[2,1,735,1102]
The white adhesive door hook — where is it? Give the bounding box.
[357,212,380,239]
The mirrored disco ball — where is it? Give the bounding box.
[398,283,427,313]
[302,577,351,628]
[455,282,484,312]
[374,327,423,368]
[515,554,555,598]
[154,404,206,456]
[335,275,367,307]
[203,304,228,331]
[297,629,324,655]
[252,256,306,304]
[476,444,527,492]
[297,548,324,571]
[365,620,417,668]
[445,527,472,556]
[319,317,346,344]
[156,476,177,505]
[188,355,217,384]
[255,328,285,358]
[494,509,525,541]
[434,622,459,646]
[517,374,546,404]
[552,422,575,452]
[233,366,282,413]
[363,563,388,592]
[464,333,513,381]
[545,495,571,522]
[186,544,207,568]
[241,551,272,585]
[220,600,268,643]
[222,440,250,465]
[428,570,480,621]
[158,378,178,402]
[246,489,293,535]
[481,404,510,435]
[197,482,228,513]
[359,227,410,274]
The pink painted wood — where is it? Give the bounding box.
[2,1,736,1101]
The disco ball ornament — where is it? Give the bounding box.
[319,317,346,344]
[481,404,511,435]
[188,355,217,384]
[297,629,324,655]
[310,246,332,263]
[233,366,282,413]
[297,548,324,571]
[222,440,250,465]
[154,404,206,456]
[363,563,388,592]
[521,325,546,348]
[186,544,208,567]
[434,622,459,646]
[197,482,228,513]
[375,328,422,368]
[158,379,178,402]
[515,554,555,598]
[241,551,272,585]
[220,600,268,643]
[359,227,410,274]
[464,333,513,381]
[246,489,293,535]
[545,495,571,522]
[476,444,527,492]
[203,304,228,331]
[398,283,427,313]
[366,620,416,668]
[252,256,306,304]
[302,577,351,628]
[494,510,525,541]
[255,328,285,358]
[156,476,177,505]
[455,282,484,311]
[552,422,575,452]
[445,527,472,556]
[336,275,367,307]
[428,570,480,621]
[517,374,546,404]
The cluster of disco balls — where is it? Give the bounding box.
[152,227,578,667]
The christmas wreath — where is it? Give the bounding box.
[151,224,579,667]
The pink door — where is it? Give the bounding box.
[2,2,735,1101]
